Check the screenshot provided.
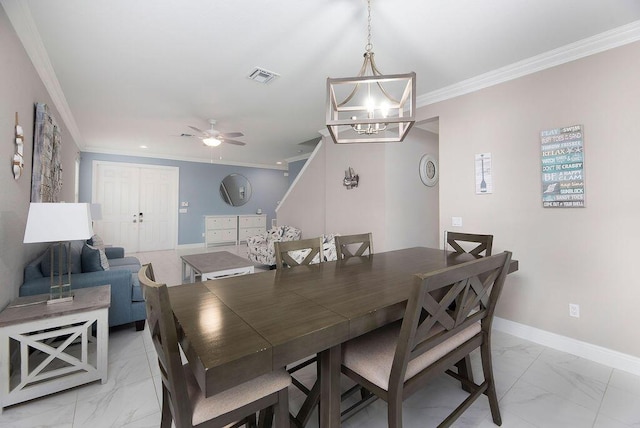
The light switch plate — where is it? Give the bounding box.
[179,208,187,214]
[452,217,463,227]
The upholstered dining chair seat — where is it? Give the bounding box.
[342,321,481,391]
[186,364,291,426]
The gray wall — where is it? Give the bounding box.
[79,152,289,245]
[0,7,81,308]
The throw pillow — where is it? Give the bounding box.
[81,244,110,272]
[87,234,105,250]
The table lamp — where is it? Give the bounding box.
[23,203,94,303]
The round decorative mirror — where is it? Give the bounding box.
[220,174,252,206]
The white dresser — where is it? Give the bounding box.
[238,214,267,243]
[205,215,238,246]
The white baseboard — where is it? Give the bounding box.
[493,317,640,377]
[176,243,206,250]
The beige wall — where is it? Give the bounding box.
[324,137,388,249]
[419,40,640,357]
[276,142,326,237]
[385,127,440,251]
[278,127,439,252]
[0,7,80,309]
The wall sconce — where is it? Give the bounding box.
[343,167,359,190]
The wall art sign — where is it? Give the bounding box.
[31,103,63,202]
[475,153,492,194]
[540,124,584,208]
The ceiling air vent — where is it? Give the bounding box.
[247,67,279,84]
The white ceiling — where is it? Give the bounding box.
[4,0,640,169]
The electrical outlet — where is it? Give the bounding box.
[569,303,580,318]
[452,217,463,227]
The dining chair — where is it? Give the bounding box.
[138,264,291,428]
[335,232,373,260]
[341,251,512,427]
[273,237,324,426]
[446,231,493,256]
[274,237,324,268]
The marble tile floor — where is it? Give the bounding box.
[1,246,640,427]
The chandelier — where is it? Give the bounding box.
[326,0,416,144]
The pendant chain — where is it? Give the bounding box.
[366,0,373,53]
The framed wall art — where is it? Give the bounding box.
[540,124,585,208]
[31,103,63,202]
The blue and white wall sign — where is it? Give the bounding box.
[540,124,585,208]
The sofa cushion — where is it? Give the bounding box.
[108,257,141,270]
[41,240,84,276]
[81,244,110,272]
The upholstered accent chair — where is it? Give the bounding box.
[246,225,301,266]
[138,264,291,428]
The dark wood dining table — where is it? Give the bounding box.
[167,247,519,427]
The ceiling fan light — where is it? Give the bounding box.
[203,137,222,147]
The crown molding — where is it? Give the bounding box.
[417,20,640,107]
[2,0,85,148]
[81,146,288,170]
[284,152,312,163]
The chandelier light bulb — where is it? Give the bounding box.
[380,102,390,118]
[366,97,375,114]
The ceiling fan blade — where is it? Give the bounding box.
[223,139,246,146]
[188,125,206,134]
[220,132,244,138]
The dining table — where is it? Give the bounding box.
[167,246,519,427]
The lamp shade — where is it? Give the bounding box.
[23,203,94,243]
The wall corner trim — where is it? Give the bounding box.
[276,138,324,213]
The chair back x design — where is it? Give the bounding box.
[335,233,373,260]
[138,264,290,428]
[274,237,324,268]
[446,231,493,256]
[341,251,512,427]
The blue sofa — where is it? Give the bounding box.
[20,241,146,329]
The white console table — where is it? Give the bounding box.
[238,214,266,243]
[0,285,110,412]
[205,214,266,246]
[205,215,238,246]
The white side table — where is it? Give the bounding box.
[0,285,110,413]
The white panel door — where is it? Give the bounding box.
[94,163,140,252]
[93,162,178,252]
[138,167,176,251]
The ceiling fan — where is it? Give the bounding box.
[186,119,246,147]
